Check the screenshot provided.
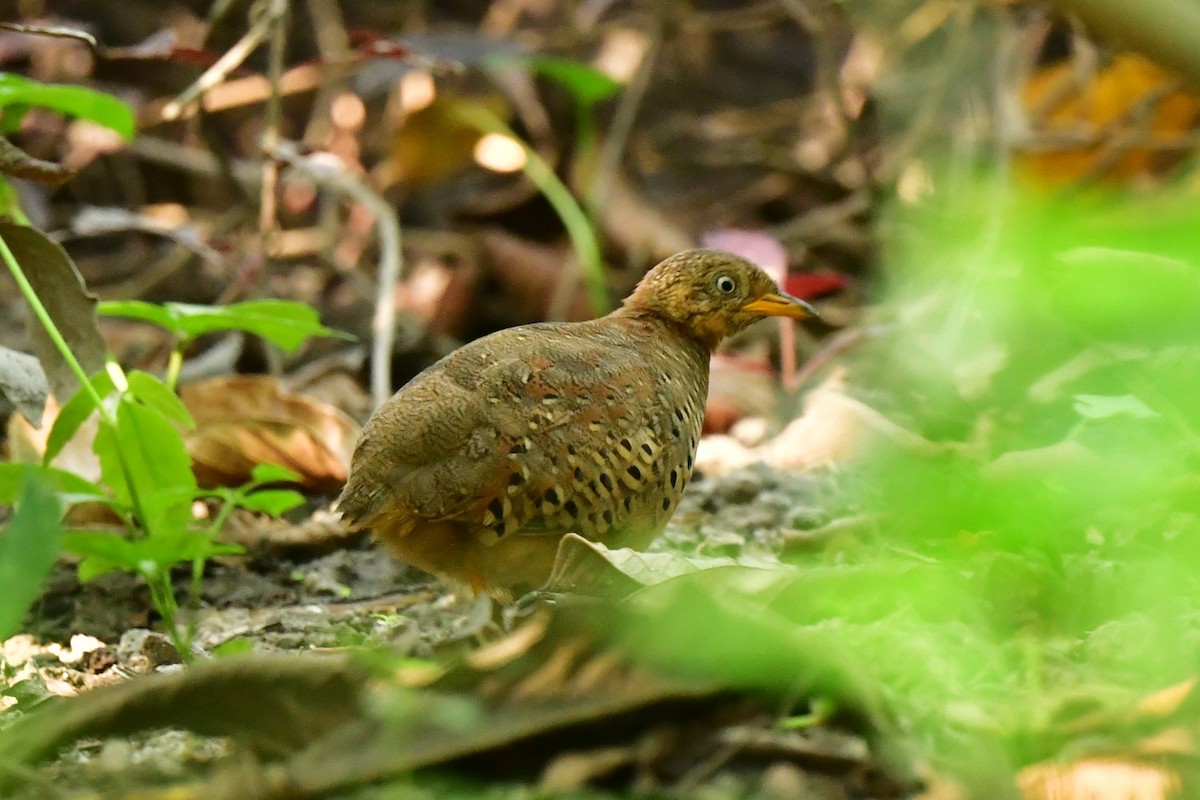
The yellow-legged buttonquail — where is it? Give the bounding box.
[337,249,817,598]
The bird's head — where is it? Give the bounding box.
[620,248,818,350]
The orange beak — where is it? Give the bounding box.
[740,292,819,320]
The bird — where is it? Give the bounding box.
[337,248,817,599]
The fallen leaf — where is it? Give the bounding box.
[544,532,785,597]
[0,221,106,398]
[181,375,360,492]
[1019,53,1200,185]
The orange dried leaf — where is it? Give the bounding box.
[1018,54,1200,185]
[181,375,360,492]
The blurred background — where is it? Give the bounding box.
[3,0,1200,797]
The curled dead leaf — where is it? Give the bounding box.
[181,375,360,492]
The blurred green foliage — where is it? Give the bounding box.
[614,171,1200,785]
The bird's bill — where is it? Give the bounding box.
[741,293,819,320]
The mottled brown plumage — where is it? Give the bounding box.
[337,249,816,598]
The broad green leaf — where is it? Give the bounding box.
[0,463,104,505]
[62,529,141,580]
[519,56,623,105]
[94,400,197,538]
[210,637,254,657]
[249,463,303,484]
[64,526,240,582]
[135,525,241,570]
[126,370,195,428]
[169,300,349,350]
[43,370,116,465]
[237,489,305,517]
[98,299,350,352]
[0,73,134,139]
[94,300,178,334]
[0,473,63,638]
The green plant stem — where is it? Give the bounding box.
[454,104,609,316]
[0,228,190,655]
[165,344,185,391]
[0,231,109,420]
[143,566,185,657]
[184,493,240,646]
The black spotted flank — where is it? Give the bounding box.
[662,497,671,511]
[619,438,633,452]
[543,487,560,505]
[599,473,614,491]
[509,472,525,486]
[670,469,678,488]
[564,499,580,518]
[641,443,654,456]
[603,509,614,525]
[574,466,586,482]
[627,465,642,481]
[488,497,504,520]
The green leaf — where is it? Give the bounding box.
[1073,394,1160,420]
[521,55,623,105]
[126,370,195,428]
[237,489,305,517]
[0,73,134,139]
[64,527,241,582]
[43,369,115,465]
[94,400,197,538]
[210,637,254,657]
[94,300,179,335]
[0,472,63,638]
[136,526,241,572]
[169,300,349,351]
[249,462,303,485]
[0,463,104,506]
[62,529,141,580]
[98,299,351,352]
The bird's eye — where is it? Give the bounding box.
[715,275,736,294]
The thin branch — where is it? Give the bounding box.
[0,136,72,185]
[259,0,289,243]
[268,140,403,410]
[161,0,285,121]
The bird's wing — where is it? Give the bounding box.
[337,322,677,543]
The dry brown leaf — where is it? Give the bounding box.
[0,221,106,398]
[1017,759,1180,800]
[181,375,360,492]
[1019,54,1200,185]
